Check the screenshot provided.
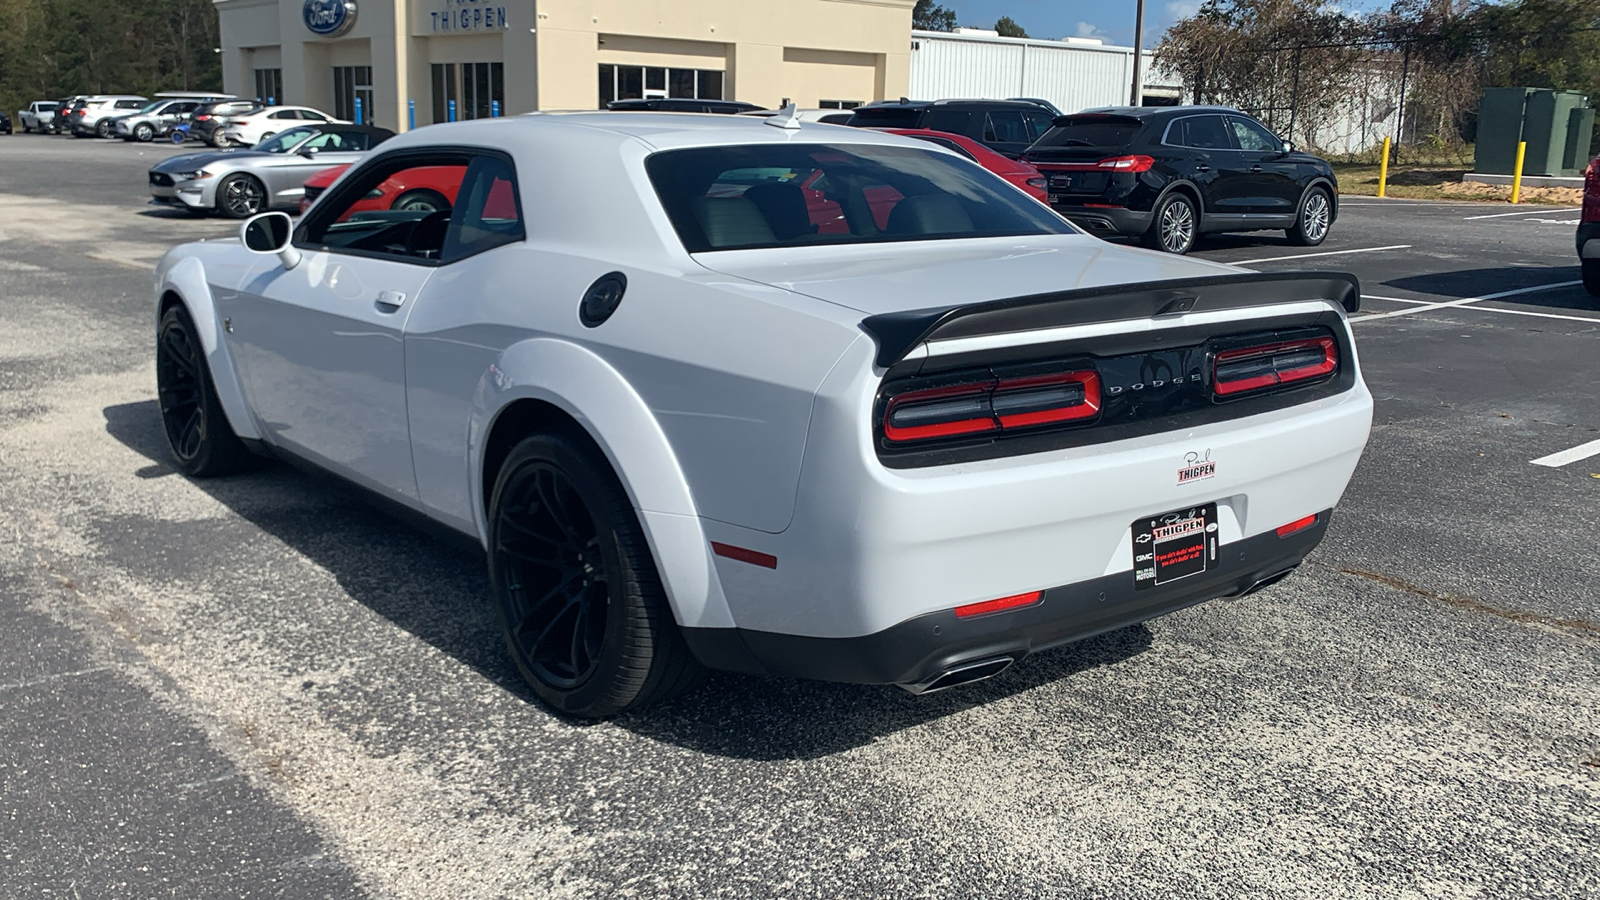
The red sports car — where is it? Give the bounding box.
[299,163,465,216]
[880,128,1049,203]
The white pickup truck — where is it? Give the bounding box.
[18,101,59,133]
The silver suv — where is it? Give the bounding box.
[113,93,233,142]
[70,95,148,139]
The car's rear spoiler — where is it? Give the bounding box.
[859,270,1360,368]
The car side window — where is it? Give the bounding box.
[298,155,477,264]
[303,111,329,121]
[117,99,143,109]
[1228,116,1282,152]
[984,111,1031,144]
[1176,115,1234,150]
[923,110,971,136]
[269,110,293,119]
[1022,109,1055,140]
[442,155,524,263]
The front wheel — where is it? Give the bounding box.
[1288,187,1332,246]
[390,189,449,213]
[1144,193,1198,254]
[487,431,703,718]
[156,305,257,477]
[134,123,154,142]
[217,173,266,219]
[1583,258,1600,298]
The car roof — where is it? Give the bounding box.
[1070,105,1244,119]
[856,98,1049,110]
[84,95,147,101]
[378,111,953,155]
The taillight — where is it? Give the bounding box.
[1584,157,1600,223]
[1213,337,1337,397]
[234,119,253,126]
[1097,155,1155,172]
[883,370,1100,444]
[195,114,212,121]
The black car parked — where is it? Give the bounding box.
[191,100,262,147]
[1021,106,1338,254]
[844,99,1057,159]
[0,111,10,135]
[605,98,765,114]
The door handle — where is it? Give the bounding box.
[1197,164,1211,173]
[1250,165,1263,173]
[374,290,406,313]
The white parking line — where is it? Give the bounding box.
[1362,294,1432,305]
[1531,437,1600,467]
[1353,281,1583,322]
[1231,244,1412,266]
[1462,208,1580,220]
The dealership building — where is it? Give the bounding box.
[214,0,916,130]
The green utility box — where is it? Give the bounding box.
[1474,87,1594,176]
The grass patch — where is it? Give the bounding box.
[1332,163,1578,205]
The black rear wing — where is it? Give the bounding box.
[859,271,1360,369]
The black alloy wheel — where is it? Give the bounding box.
[1146,192,1198,254]
[390,189,449,213]
[217,174,267,219]
[1288,187,1332,246]
[488,432,702,718]
[155,305,256,477]
[95,119,112,138]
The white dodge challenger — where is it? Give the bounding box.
[153,111,1373,717]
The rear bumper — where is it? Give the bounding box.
[1055,205,1151,237]
[685,511,1330,685]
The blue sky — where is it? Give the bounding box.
[943,0,1385,48]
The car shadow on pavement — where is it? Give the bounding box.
[104,399,1154,761]
[1385,266,1592,309]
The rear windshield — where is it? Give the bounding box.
[1032,116,1142,150]
[845,107,923,128]
[646,143,1074,253]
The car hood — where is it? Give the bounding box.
[152,150,270,173]
[692,234,1246,316]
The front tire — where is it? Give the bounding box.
[390,189,449,213]
[1288,187,1332,246]
[1583,258,1600,298]
[156,305,256,477]
[134,123,154,142]
[487,431,702,718]
[217,173,267,219]
[1144,192,1198,254]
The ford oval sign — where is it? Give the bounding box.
[304,0,357,37]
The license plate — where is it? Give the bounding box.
[1132,502,1217,589]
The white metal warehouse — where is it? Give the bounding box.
[908,29,1182,115]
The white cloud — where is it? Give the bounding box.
[1163,0,1201,23]
[1074,20,1107,38]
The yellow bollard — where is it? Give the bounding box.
[1377,136,1391,198]
[1511,141,1526,204]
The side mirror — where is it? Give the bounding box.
[298,145,318,158]
[241,212,301,269]
[1281,140,1296,153]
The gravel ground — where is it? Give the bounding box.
[0,136,1595,899]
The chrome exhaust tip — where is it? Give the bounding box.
[898,656,1015,695]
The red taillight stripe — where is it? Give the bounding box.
[955,591,1043,619]
[711,542,777,569]
[883,370,1100,444]
[1276,515,1318,537]
[1214,337,1337,397]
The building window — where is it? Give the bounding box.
[599,65,724,106]
[819,100,863,109]
[253,68,282,106]
[333,65,373,123]
[431,62,503,123]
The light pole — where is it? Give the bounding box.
[1130,0,1145,106]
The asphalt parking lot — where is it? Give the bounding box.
[1,137,1595,899]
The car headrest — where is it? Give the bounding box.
[886,194,974,235]
[693,196,776,249]
[741,182,815,241]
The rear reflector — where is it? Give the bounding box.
[884,370,1100,444]
[1276,514,1317,537]
[711,542,777,569]
[954,591,1043,619]
[1214,336,1337,397]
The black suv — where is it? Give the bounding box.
[605,98,765,114]
[1022,106,1338,254]
[191,100,262,147]
[844,99,1057,159]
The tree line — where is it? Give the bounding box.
[1158,0,1600,152]
[0,0,220,115]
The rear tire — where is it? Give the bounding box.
[156,305,257,477]
[487,431,703,718]
[211,132,232,149]
[1583,259,1600,298]
[95,119,112,138]
[1288,187,1332,246]
[1144,192,1198,254]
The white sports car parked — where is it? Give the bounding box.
[153,112,1373,717]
